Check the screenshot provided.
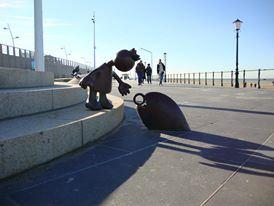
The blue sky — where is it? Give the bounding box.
[0,0,274,76]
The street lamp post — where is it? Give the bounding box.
[163,52,167,82]
[3,24,19,47]
[233,19,243,88]
[91,12,96,70]
[60,47,68,59]
[81,57,88,69]
[140,48,153,68]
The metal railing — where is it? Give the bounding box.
[0,43,91,71]
[155,69,274,89]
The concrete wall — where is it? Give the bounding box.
[0,67,54,88]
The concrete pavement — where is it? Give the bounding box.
[0,80,273,206]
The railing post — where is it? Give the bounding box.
[176,74,179,83]
[231,70,234,87]
[184,73,186,84]
[243,69,246,87]
[0,44,2,67]
[188,73,190,84]
[258,69,261,89]
[212,72,215,86]
[193,73,195,84]
[205,72,207,85]
[180,73,182,83]
[199,72,201,85]
[221,71,223,87]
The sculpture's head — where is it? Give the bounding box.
[114,48,140,72]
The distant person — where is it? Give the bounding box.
[146,64,152,84]
[135,60,145,86]
[72,65,80,78]
[142,63,146,84]
[157,59,165,85]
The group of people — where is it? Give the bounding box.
[135,59,166,85]
[135,60,152,85]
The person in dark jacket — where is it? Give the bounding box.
[146,64,152,84]
[157,59,165,85]
[135,60,145,85]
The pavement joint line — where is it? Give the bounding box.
[100,144,131,153]
[9,135,174,195]
[199,133,274,206]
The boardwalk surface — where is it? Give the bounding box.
[1,81,273,206]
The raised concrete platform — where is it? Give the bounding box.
[0,95,124,179]
[0,67,54,88]
[0,82,86,120]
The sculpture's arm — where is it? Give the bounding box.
[112,71,131,96]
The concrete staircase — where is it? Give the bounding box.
[0,67,124,179]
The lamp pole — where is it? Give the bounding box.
[60,47,68,59]
[81,57,88,69]
[140,47,153,68]
[34,0,45,72]
[91,12,96,70]
[164,52,167,82]
[3,24,19,47]
[233,19,243,88]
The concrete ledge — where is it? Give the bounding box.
[0,95,124,179]
[0,83,86,120]
[0,67,54,88]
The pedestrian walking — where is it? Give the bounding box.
[135,60,145,86]
[157,59,165,85]
[142,63,146,84]
[146,64,152,84]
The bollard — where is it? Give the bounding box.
[258,69,261,89]
[243,70,246,87]
[221,71,223,87]
[231,70,233,87]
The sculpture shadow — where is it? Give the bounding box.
[0,106,273,206]
[178,104,274,116]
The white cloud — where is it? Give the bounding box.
[0,0,25,8]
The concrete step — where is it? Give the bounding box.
[0,95,124,179]
[0,82,87,120]
[0,67,54,88]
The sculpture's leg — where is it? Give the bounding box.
[85,88,102,110]
[99,93,113,109]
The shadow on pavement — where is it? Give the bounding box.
[179,104,274,116]
[0,106,273,206]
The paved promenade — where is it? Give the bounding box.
[0,80,273,206]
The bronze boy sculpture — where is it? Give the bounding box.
[79,48,140,110]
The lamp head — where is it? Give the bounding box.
[233,19,243,31]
